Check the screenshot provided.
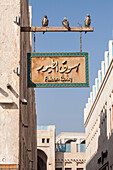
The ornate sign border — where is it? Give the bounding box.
[27,52,89,88]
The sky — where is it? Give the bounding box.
[29,0,113,135]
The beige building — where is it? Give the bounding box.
[37,126,86,170]
[0,1,37,170]
[84,40,113,170]
[56,133,86,170]
[37,125,56,170]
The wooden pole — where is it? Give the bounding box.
[21,26,94,32]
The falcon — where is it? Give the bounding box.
[62,17,70,31]
[42,15,49,34]
[84,14,91,27]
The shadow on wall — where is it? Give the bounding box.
[86,110,113,170]
[0,87,9,97]
[7,84,19,98]
[37,149,48,170]
[0,103,18,109]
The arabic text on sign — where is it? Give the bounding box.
[36,59,80,74]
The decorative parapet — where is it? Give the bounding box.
[105,51,109,72]
[109,40,113,62]
[37,126,49,130]
[55,158,86,166]
[84,40,113,124]
[98,70,102,88]
[101,61,105,81]
[95,78,99,94]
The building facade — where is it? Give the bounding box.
[37,126,86,170]
[37,126,56,170]
[84,40,113,170]
[0,1,37,170]
[56,133,86,170]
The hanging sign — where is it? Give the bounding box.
[27,52,89,88]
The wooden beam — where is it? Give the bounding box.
[21,26,94,32]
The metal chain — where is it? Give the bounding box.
[80,32,82,52]
[34,32,36,52]
[78,23,82,52]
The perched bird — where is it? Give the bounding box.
[42,15,49,34]
[84,14,91,27]
[62,17,70,31]
[84,14,91,34]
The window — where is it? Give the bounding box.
[77,169,83,170]
[65,168,71,170]
[42,138,45,143]
[56,168,62,170]
[76,143,86,152]
[47,138,50,143]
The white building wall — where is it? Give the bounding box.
[84,40,113,170]
[0,2,37,169]
[0,0,20,165]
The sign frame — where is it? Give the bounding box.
[27,52,89,88]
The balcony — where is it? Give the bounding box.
[56,143,71,153]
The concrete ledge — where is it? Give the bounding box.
[0,98,13,104]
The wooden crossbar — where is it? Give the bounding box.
[21,27,94,32]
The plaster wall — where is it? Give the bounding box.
[0,0,37,169]
[0,0,20,165]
